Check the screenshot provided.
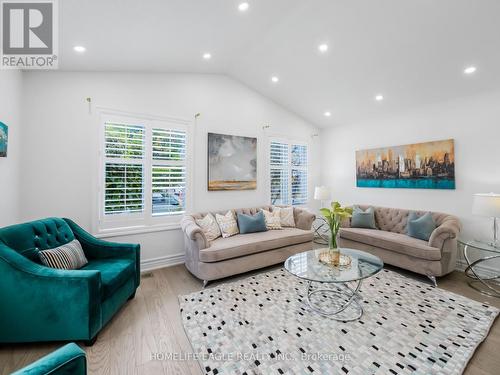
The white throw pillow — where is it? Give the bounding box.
[196,213,221,241]
[215,211,239,238]
[274,206,296,227]
[262,209,282,230]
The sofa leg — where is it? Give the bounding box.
[203,280,209,289]
[84,335,98,346]
[128,291,136,300]
[427,275,437,287]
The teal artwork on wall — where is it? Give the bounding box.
[356,139,455,190]
[0,122,7,157]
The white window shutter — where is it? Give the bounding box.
[104,123,145,215]
[270,141,290,205]
[152,128,187,215]
[291,144,308,205]
[270,141,308,206]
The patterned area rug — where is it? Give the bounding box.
[179,268,498,375]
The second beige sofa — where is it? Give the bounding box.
[339,205,461,285]
[181,205,316,286]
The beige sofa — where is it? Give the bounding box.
[181,206,316,286]
[339,205,461,285]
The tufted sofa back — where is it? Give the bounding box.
[190,206,274,221]
[188,205,309,224]
[355,205,455,234]
[0,218,75,262]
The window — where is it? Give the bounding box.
[98,112,191,233]
[104,123,145,215]
[270,140,308,206]
[151,128,186,215]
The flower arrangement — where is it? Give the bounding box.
[319,202,353,250]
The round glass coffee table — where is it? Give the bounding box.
[284,248,384,321]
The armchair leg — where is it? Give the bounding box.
[84,335,98,346]
[203,280,209,289]
[427,275,437,287]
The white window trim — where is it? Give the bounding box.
[94,107,193,236]
[267,135,309,207]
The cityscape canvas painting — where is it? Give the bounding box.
[356,139,455,189]
[0,122,8,157]
[208,133,257,190]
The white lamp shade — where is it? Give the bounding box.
[314,186,331,201]
[472,193,500,218]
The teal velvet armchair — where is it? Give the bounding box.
[12,343,87,375]
[0,218,140,345]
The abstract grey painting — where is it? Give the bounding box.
[208,133,257,190]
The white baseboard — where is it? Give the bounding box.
[141,252,185,272]
[455,259,499,278]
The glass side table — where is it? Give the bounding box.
[459,239,500,297]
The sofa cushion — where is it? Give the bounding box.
[262,209,282,230]
[339,227,441,261]
[351,206,377,229]
[407,212,436,241]
[39,239,88,270]
[215,211,239,238]
[196,213,221,241]
[81,259,135,300]
[237,211,267,234]
[199,228,313,262]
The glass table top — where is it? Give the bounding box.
[284,248,384,283]
[458,239,500,254]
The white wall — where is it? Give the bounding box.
[0,71,22,226]
[20,72,320,267]
[321,90,500,247]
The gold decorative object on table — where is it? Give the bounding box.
[318,249,352,269]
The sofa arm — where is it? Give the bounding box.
[429,217,461,250]
[12,343,87,375]
[294,208,316,230]
[64,218,140,287]
[0,244,102,343]
[181,215,208,250]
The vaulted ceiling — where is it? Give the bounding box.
[59,0,500,127]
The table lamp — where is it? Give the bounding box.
[472,193,500,247]
[313,186,331,244]
[314,186,331,207]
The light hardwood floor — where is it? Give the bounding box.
[1,265,499,375]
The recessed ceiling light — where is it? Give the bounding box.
[375,94,384,101]
[324,111,331,117]
[318,44,328,53]
[238,2,249,11]
[202,53,211,60]
[464,66,477,74]
[271,76,279,83]
[73,46,86,53]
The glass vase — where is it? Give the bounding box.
[328,231,340,266]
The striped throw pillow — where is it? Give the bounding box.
[39,239,88,270]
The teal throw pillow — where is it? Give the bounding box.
[351,206,377,229]
[237,211,268,234]
[407,212,436,241]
